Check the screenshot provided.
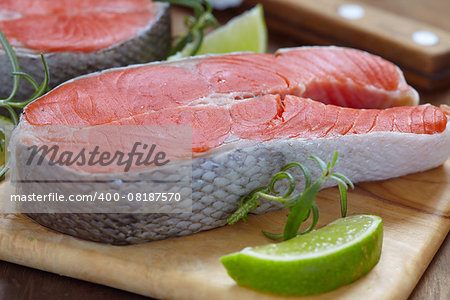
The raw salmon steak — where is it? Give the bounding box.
[10,46,450,244]
[0,0,170,98]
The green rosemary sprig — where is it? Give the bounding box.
[0,29,50,179]
[154,0,219,56]
[227,152,354,241]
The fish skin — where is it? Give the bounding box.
[11,47,450,244]
[0,2,170,99]
[19,129,450,244]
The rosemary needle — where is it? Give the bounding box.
[154,0,219,57]
[0,29,50,179]
[227,152,354,241]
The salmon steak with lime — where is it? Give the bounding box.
[11,46,450,244]
[0,0,170,98]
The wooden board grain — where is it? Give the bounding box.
[410,233,450,299]
[0,159,448,299]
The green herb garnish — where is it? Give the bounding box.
[227,152,354,241]
[154,0,219,56]
[0,29,50,178]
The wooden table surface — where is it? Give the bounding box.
[0,5,449,300]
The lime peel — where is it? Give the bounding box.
[221,214,383,296]
[169,4,267,60]
[0,116,13,167]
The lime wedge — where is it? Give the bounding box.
[221,214,383,296]
[0,116,13,166]
[169,4,267,60]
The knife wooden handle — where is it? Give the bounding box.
[246,0,450,88]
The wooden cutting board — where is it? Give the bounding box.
[244,0,450,90]
[0,159,448,299]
